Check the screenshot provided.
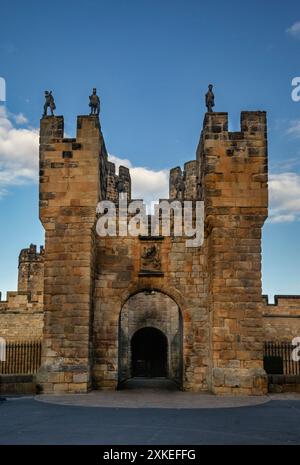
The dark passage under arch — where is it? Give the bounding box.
[131,327,167,378]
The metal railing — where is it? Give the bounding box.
[264,341,300,375]
[0,340,42,375]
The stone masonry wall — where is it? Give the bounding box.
[0,244,44,341]
[0,311,43,339]
[106,161,131,202]
[0,292,43,340]
[169,161,198,200]
[262,295,300,341]
[93,232,209,392]
[199,111,269,395]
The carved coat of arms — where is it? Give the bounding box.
[141,244,161,272]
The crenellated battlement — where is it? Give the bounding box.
[199,112,267,163]
[106,161,131,202]
[169,160,198,200]
[202,111,267,139]
[196,111,268,215]
[19,244,44,265]
[39,115,140,219]
[39,115,107,227]
[18,244,44,297]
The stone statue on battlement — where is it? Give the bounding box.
[175,177,185,200]
[205,84,215,113]
[116,178,125,194]
[43,91,56,117]
[89,88,100,116]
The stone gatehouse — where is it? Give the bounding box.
[1,108,300,395]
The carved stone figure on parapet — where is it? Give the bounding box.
[175,177,185,200]
[205,84,215,113]
[89,87,100,116]
[116,178,125,194]
[43,91,56,117]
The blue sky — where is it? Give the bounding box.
[0,0,299,300]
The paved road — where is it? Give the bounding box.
[0,396,300,444]
[36,378,270,409]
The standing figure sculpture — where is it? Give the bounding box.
[43,91,56,117]
[175,177,185,200]
[205,84,215,113]
[89,88,100,116]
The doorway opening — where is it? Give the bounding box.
[131,327,167,377]
[118,290,183,389]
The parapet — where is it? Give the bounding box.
[19,244,44,266]
[202,112,228,135]
[240,111,267,138]
[40,114,103,143]
[196,110,268,213]
[0,291,43,309]
[169,160,197,200]
[106,161,131,202]
[18,244,44,296]
[202,111,267,139]
[39,115,108,219]
[263,295,300,309]
[40,115,64,142]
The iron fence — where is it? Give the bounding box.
[0,340,42,375]
[264,341,300,375]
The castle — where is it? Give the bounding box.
[0,110,299,395]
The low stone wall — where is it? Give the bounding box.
[0,374,36,394]
[268,374,300,393]
[0,292,43,339]
[263,295,300,342]
[0,313,43,339]
[264,316,300,341]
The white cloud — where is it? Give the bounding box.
[286,21,300,39]
[108,154,169,205]
[0,107,39,198]
[269,214,295,223]
[13,113,28,125]
[268,172,300,223]
[286,120,300,138]
[108,154,132,170]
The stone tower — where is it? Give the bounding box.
[37,109,268,395]
[18,244,44,299]
[198,111,268,393]
[38,115,105,392]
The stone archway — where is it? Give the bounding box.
[118,290,183,388]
